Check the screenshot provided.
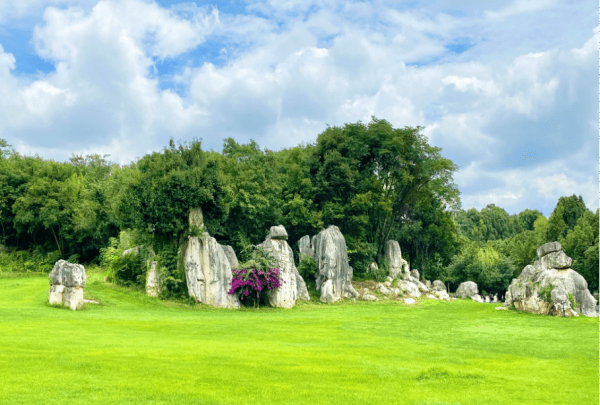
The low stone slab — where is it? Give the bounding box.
[362,294,378,301]
[540,251,572,270]
[404,298,416,305]
[269,225,288,240]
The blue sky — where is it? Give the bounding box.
[0,0,597,217]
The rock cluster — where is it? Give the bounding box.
[184,209,240,309]
[49,260,86,310]
[300,225,359,302]
[259,225,310,308]
[456,281,483,302]
[504,241,598,317]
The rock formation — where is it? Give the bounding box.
[221,245,239,268]
[411,269,420,280]
[504,241,598,317]
[185,233,241,308]
[146,261,160,297]
[456,281,479,299]
[312,225,359,302]
[184,209,240,309]
[368,262,379,273]
[384,240,409,279]
[259,225,310,308]
[49,260,86,310]
[298,235,313,260]
[431,280,450,301]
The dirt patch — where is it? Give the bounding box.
[352,280,379,292]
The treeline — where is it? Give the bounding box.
[0,118,597,297]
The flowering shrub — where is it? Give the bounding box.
[228,267,285,307]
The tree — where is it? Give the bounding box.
[517,209,544,231]
[546,204,567,242]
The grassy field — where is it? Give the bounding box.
[0,270,598,405]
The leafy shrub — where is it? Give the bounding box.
[297,255,317,282]
[107,252,144,287]
[568,293,578,310]
[156,243,187,299]
[0,248,60,273]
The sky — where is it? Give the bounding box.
[0,0,597,217]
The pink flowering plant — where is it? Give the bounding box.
[227,246,284,307]
[227,266,284,307]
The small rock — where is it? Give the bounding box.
[495,307,508,310]
[384,296,389,300]
[384,281,391,287]
[386,276,393,282]
[404,298,416,305]
[426,294,437,299]
[363,294,378,301]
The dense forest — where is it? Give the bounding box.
[1,117,597,298]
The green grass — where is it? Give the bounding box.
[0,270,598,405]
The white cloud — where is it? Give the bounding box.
[0,0,596,216]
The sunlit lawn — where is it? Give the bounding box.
[0,270,597,405]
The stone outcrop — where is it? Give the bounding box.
[259,225,310,308]
[398,279,421,298]
[49,260,86,310]
[431,280,450,301]
[504,241,598,317]
[312,225,359,302]
[384,240,409,279]
[368,262,379,273]
[185,233,240,309]
[146,261,160,297]
[298,235,314,260]
[221,245,239,268]
[456,281,479,299]
[411,269,420,280]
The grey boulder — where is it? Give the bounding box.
[146,261,161,297]
[49,260,86,310]
[456,281,478,298]
[298,235,314,260]
[384,240,409,279]
[432,280,447,292]
[269,225,288,240]
[313,225,359,302]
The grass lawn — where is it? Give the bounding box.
[0,270,598,405]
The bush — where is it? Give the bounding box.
[228,267,283,308]
[297,255,317,282]
[107,252,144,287]
[0,248,61,273]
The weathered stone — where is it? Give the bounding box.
[392,288,400,296]
[505,244,598,317]
[146,261,160,297]
[298,235,314,260]
[188,207,205,232]
[484,296,490,303]
[313,225,359,302]
[411,269,420,280]
[368,262,380,273]
[456,281,478,298]
[471,294,483,303]
[383,281,391,287]
[537,241,561,258]
[363,288,369,294]
[434,290,450,301]
[404,298,416,305]
[492,294,498,303]
[426,294,437,299]
[220,245,239,268]
[424,280,432,289]
[386,276,393,282]
[184,235,240,309]
[378,285,391,295]
[122,246,142,256]
[269,225,288,240]
[48,260,86,310]
[432,280,447,292]
[540,251,572,270]
[321,279,335,303]
[363,294,378,301]
[495,306,508,311]
[259,227,310,308]
[384,240,410,279]
[399,280,421,298]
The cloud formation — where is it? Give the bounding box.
[0,0,597,216]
